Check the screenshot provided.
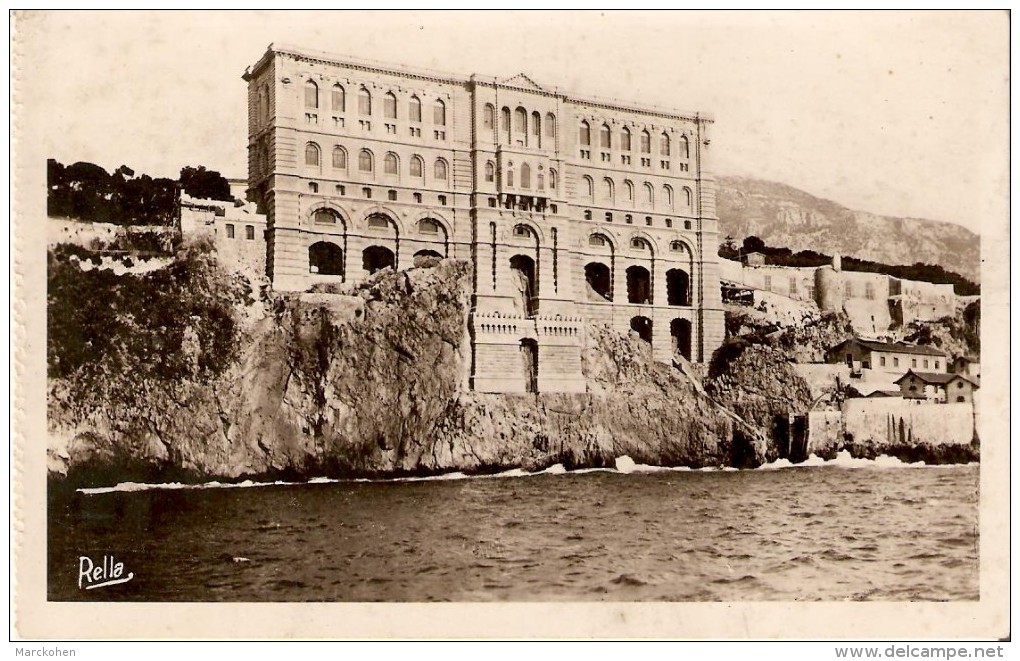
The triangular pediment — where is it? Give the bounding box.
[501,73,546,92]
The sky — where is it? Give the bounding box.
[16,10,1009,235]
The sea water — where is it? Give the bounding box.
[48,456,978,601]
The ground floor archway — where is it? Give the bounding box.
[630,316,653,344]
[667,268,691,306]
[363,245,395,275]
[309,241,344,276]
[584,262,612,301]
[510,254,538,316]
[627,265,652,304]
[671,318,692,360]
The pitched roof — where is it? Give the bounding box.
[866,390,903,398]
[501,73,546,92]
[894,370,977,387]
[829,338,945,357]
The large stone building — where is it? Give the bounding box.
[242,43,724,393]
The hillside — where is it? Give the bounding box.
[716,175,980,283]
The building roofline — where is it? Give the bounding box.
[243,43,711,122]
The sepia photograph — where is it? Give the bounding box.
[11,8,1010,642]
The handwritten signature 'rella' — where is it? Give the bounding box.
[78,555,134,590]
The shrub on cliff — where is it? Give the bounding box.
[48,239,253,416]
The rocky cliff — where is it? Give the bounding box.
[717,175,980,283]
[49,242,778,488]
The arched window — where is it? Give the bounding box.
[545,112,556,138]
[358,87,371,115]
[643,182,654,206]
[663,184,674,210]
[332,146,347,169]
[624,180,634,202]
[305,142,320,167]
[332,84,345,112]
[257,85,267,123]
[537,173,544,190]
[621,126,632,151]
[507,169,514,187]
[434,99,446,126]
[521,163,531,189]
[579,120,591,146]
[434,159,448,180]
[358,149,373,172]
[531,111,541,146]
[484,161,495,182]
[514,107,527,135]
[305,80,318,109]
[384,91,397,119]
[683,186,693,208]
[313,208,339,225]
[418,218,440,234]
[483,104,494,129]
[660,132,670,156]
[583,175,594,199]
[549,169,557,190]
[601,177,614,202]
[640,129,651,153]
[384,152,398,175]
[409,95,422,122]
[600,124,611,149]
[501,107,511,140]
[410,155,424,178]
[680,135,690,159]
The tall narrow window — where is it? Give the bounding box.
[384,152,398,175]
[545,112,556,139]
[624,180,634,202]
[660,132,670,156]
[507,169,514,187]
[537,173,544,190]
[521,163,531,188]
[683,186,693,208]
[644,182,654,206]
[640,130,651,153]
[531,111,541,147]
[663,185,673,210]
[621,126,632,151]
[358,87,371,115]
[384,92,397,119]
[434,99,446,126]
[483,104,494,129]
[434,159,448,180]
[305,80,319,109]
[600,124,611,149]
[583,175,594,199]
[680,135,690,159]
[501,107,511,141]
[358,149,373,172]
[332,146,347,169]
[332,84,345,112]
[579,121,591,146]
[410,155,424,178]
[549,169,557,190]
[409,95,421,122]
[484,161,495,182]
[305,142,320,167]
[601,177,614,202]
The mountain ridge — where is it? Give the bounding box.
[714,175,980,283]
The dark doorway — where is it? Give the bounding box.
[520,338,539,393]
[667,268,691,306]
[630,316,652,344]
[363,245,395,274]
[626,265,652,304]
[413,249,443,267]
[584,262,612,301]
[509,254,538,316]
[671,318,692,360]
[309,241,344,276]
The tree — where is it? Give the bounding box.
[741,235,767,254]
[179,166,232,202]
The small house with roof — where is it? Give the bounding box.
[949,356,980,381]
[894,370,979,404]
[825,337,946,376]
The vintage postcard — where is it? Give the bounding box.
[11,10,1010,641]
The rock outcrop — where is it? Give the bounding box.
[48,244,767,488]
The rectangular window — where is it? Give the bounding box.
[660,160,670,169]
[764,275,772,291]
[413,192,422,203]
[865,283,875,300]
[550,204,558,214]
[434,130,446,140]
[336,185,345,195]
[605,212,613,222]
[893,357,899,367]
[245,225,255,240]
[621,155,631,165]
[935,360,940,370]
[225,224,235,239]
[679,163,689,172]
[384,95,396,119]
[305,113,317,124]
[409,127,421,137]
[862,361,870,369]
[641,157,651,167]
[789,277,798,294]
[488,197,497,208]
[880,356,886,367]
[601,152,611,162]
[387,190,397,201]
[912,359,917,368]
[923,359,929,369]
[359,120,371,130]
[580,149,591,159]
[363,187,372,199]
[385,123,396,134]
[333,116,344,128]
[438,195,448,206]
